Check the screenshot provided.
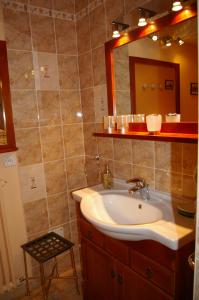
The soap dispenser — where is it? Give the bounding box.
[102,164,113,189]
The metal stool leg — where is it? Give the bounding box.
[23,250,30,296]
[40,263,47,300]
[70,248,79,294]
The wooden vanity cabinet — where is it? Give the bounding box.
[76,203,194,300]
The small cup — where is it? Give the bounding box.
[117,115,128,133]
[146,114,162,134]
[104,116,115,133]
[133,114,145,122]
[165,113,181,123]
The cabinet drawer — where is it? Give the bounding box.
[131,250,175,295]
[104,236,129,265]
[79,218,104,247]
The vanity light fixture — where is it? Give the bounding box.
[138,7,156,27]
[112,21,129,38]
[172,1,183,11]
[177,37,184,45]
[165,38,172,47]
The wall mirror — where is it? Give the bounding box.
[0,41,16,152]
[105,2,197,122]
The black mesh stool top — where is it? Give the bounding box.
[21,232,74,263]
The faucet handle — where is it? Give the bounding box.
[126,177,145,186]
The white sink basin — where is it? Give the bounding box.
[73,181,195,250]
[81,191,163,226]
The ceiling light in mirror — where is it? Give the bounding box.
[151,34,158,41]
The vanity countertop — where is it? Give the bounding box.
[72,180,195,250]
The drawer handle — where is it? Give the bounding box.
[110,269,116,279]
[117,274,124,285]
[87,230,93,240]
[145,266,153,280]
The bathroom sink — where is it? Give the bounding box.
[81,191,162,226]
[80,190,166,241]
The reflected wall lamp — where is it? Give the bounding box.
[172,1,183,11]
[138,7,156,27]
[112,21,129,38]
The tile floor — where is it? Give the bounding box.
[2,278,83,300]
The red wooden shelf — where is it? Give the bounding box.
[94,131,198,143]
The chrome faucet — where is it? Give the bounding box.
[126,177,150,200]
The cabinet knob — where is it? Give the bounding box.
[145,266,153,280]
[110,269,116,278]
[87,230,93,240]
[117,274,124,285]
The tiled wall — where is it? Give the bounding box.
[2,0,86,273]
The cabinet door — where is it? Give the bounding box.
[82,239,114,300]
[133,271,173,300]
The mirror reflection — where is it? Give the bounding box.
[113,17,198,121]
[0,82,6,145]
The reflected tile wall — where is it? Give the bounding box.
[2,0,83,279]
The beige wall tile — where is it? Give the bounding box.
[155,170,182,195]
[155,142,182,173]
[24,198,49,236]
[44,160,67,195]
[98,137,113,160]
[19,163,46,203]
[30,14,56,53]
[58,55,79,89]
[183,175,197,199]
[78,52,93,89]
[60,90,82,124]
[81,88,95,122]
[53,0,74,13]
[8,50,35,89]
[30,0,53,8]
[85,156,100,186]
[47,193,69,227]
[33,52,59,90]
[113,160,132,180]
[133,165,155,189]
[113,138,132,162]
[55,19,77,55]
[92,46,106,86]
[76,15,91,55]
[93,84,108,122]
[12,90,38,128]
[15,128,42,166]
[63,124,84,158]
[114,59,130,90]
[115,90,131,115]
[3,8,31,50]
[183,143,197,175]
[133,140,154,168]
[90,5,106,49]
[40,126,64,162]
[83,123,98,156]
[68,192,77,220]
[66,157,87,190]
[37,91,61,126]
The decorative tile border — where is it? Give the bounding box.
[2,0,75,21]
[2,0,104,21]
[76,0,104,21]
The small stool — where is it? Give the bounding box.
[21,232,79,299]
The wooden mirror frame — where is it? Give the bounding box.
[105,2,197,116]
[0,41,16,153]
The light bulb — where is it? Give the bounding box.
[112,30,120,38]
[172,1,183,12]
[166,40,172,47]
[138,17,147,27]
[177,38,184,45]
[152,35,158,41]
